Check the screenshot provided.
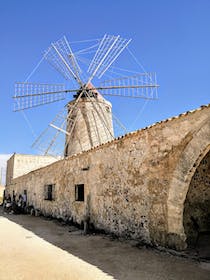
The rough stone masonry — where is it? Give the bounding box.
[6,104,210,251]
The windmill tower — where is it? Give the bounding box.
[64,84,113,156]
[14,34,158,157]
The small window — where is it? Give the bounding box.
[44,184,55,201]
[75,184,84,201]
[105,106,110,112]
[64,144,68,157]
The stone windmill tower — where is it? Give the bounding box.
[64,83,113,156]
[13,35,158,157]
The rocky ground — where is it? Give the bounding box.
[0,207,209,280]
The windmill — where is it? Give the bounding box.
[13,34,158,157]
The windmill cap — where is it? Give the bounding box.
[86,82,106,102]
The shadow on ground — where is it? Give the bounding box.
[1,207,210,280]
[196,232,210,260]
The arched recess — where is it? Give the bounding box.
[183,150,210,248]
[167,118,210,250]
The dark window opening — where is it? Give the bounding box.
[75,184,84,201]
[81,166,89,171]
[64,144,68,157]
[44,184,55,201]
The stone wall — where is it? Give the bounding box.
[6,104,210,250]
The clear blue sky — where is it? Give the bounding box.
[0,0,210,155]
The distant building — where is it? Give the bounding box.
[0,185,5,204]
[6,153,60,185]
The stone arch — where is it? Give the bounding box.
[167,118,210,250]
[183,150,210,249]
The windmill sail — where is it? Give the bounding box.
[45,36,83,85]
[98,73,158,99]
[87,34,131,82]
[32,108,68,156]
[14,82,68,111]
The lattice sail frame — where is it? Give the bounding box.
[32,108,68,155]
[45,36,82,84]
[14,83,66,111]
[87,34,131,81]
[99,73,158,99]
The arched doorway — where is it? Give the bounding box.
[167,118,210,251]
[183,151,210,256]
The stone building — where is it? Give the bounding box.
[6,104,210,251]
[6,153,59,185]
[0,185,5,204]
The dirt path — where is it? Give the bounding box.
[0,208,209,280]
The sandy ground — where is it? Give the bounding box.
[0,208,209,280]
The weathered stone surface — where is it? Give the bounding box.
[6,104,210,250]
